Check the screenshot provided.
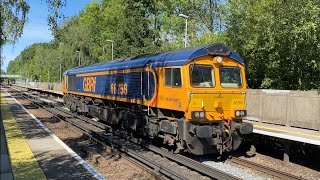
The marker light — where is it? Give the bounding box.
[216,56,223,63]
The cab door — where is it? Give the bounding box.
[157,67,186,112]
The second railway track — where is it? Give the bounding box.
[229,157,303,180]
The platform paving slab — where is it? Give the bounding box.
[1,90,97,179]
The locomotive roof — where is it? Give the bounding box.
[64,43,244,75]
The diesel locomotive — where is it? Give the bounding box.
[62,43,253,155]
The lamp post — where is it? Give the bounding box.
[76,50,81,66]
[178,13,189,48]
[48,70,50,83]
[106,40,114,61]
[58,57,62,82]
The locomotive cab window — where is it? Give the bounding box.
[190,64,215,87]
[164,68,182,87]
[219,66,242,88]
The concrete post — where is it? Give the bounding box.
[285,93,291,127]
[246,134,258,156]
[259,90,263,122]
[319,96,320,131]
[279,139,292,165]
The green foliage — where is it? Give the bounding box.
[6,0,320,90]
[0,0,30,65]
[45,0,67,36]
[226,0,320,90]
[0,0,30,47]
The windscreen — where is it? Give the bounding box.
[219,66,242,88]
[190,64,215,87]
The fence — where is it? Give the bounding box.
[246,89,320,131]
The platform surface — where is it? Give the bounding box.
[1,110,13,180]
[0,89,101,179]
[244,120,320,145]
[14,84,63,95]
[1,91,47,179]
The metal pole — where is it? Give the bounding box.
[60,63,62,82]
[103,46,105,58]
[185,18,188,48]
[178,14,189,48]
[106,40,114,61]
[78,52,81,66]
[111,42,114,61]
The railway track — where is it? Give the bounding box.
[10,85,308,180]
[9,86,240,180]
[229,157,303,180]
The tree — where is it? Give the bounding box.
[45,0,67,36]
[0,0,30,64]
[226,0,320,90]
[0,0,30,46]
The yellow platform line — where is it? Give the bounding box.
[1,93,47,180]
[254,125,320,139]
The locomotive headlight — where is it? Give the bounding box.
[192,111,206,119]
[235,110,247,117]
[195,112,200,118]
[216,56,223,63]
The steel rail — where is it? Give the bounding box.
[230,157,304,180]
[148,146,240,180]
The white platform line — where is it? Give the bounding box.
[253,129,320,146]
[5,90,105,180]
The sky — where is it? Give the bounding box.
[1,0,95,72]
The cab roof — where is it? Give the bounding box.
[64,43,244,75]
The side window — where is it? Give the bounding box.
[115,75,124,83]
[164,68,182,87]
[165,69,172,86]
[67,75,76,91]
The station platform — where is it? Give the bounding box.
[14,84,63,96]
[0,89,104,179]
[12,84,64,104]
[244,119,320,164]
[244,120,320,146]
